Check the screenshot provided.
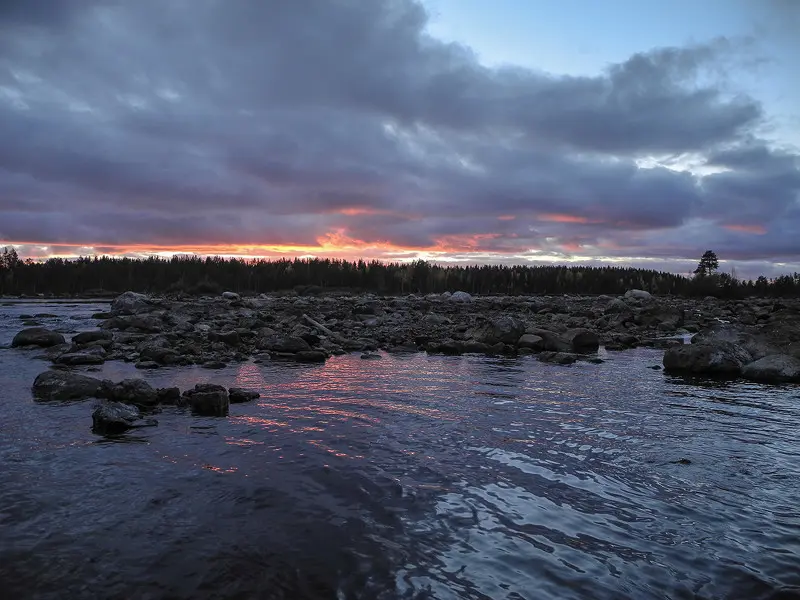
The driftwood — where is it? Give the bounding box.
[302,313,345,342]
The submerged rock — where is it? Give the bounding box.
[100,378,158,407]
[92,401,157,435]
[229,387,260,403]
[184,383,229,416]
[741,354,800,383]
[32,370,103,401]
[538,352,578,365]
[12,327,66,348]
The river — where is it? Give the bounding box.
[1,300,798,599]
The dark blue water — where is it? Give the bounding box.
[1,301,799,599]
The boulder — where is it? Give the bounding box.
[100,378,158,407]
[55,348,106,366]
[474,316,526,345]
[742,355,800,383]
[128,315,163,333]
[209,330,240,346]
[32,370,103,401]
[563,328,600,353]
[422,313,450,326]
[449,291,473,303]
[222,291,240,300]
[605,298,630,314]
[72,330,114,345]
[624,289,652,301]
[111,291,150,315]
[185,384,229,417]
[156,387,182,404]
[663,341,752,376]
[92,401,157,435]
[229,387,260,403]
[12,327,66,348]
[517,334,544,350]
[262,335,311,353]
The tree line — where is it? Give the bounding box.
[1,247,799,298]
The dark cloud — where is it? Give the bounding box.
[0,0,798,273]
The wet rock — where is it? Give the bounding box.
[100,378,158,407]
[517,334,544,350]
[185,384,229,417]
[32,370,103,401]
[538,352,578,365]
[72,330,114,345]
[562,328,599,353]
[663,341,752,376]
[462,340,491,354]
[741,354,800,383]
[261,335,311,353]
[222,291,240,300]
[112,291,151,315]
[156,387,182,404]
[361,352,381,360]
[202,360,227,369]
[92,311,112,319]
[12,327,66,348]
[229,387,260,403]
[92,401,157,435]
[294,350,327,363]
[386,343,419,353]
[135,360,161,370]
[55,348,106,366]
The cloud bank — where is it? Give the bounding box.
[0,0,798,277]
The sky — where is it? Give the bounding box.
[0,0,798,279]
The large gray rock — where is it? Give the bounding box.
[663,341,752,376]
[517,334,544,350]
[72,330,114,345]
[92,401,157,435]
[54,347,106,366]
[184,383,229,416]
[449,291,473,303]
[474,316,526,345]
[605,298,630,314]
[624,289,652,301]
[100,378,158,407]
[563,328,600,353]
[221,291,240,300]
[742,355,800,383]
[12,327,66,348]
[32,370,103,401]
[111,291,150,315]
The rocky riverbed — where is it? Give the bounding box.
[8,289,800,433]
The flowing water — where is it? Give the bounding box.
[1,301,799,599]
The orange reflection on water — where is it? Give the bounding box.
[202,464,238,474]
[230,415,290,429]
[224,436,266,447]
[308,439,362,460]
